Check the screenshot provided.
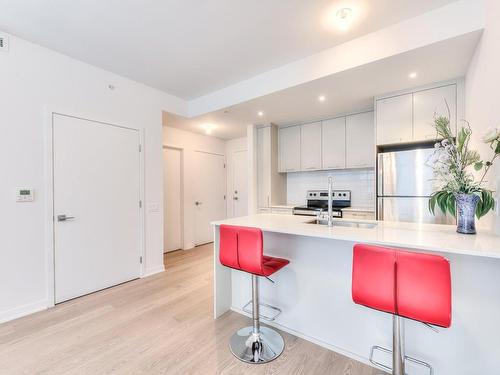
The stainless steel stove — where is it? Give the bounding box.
[293,190,351,217]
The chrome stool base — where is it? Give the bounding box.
[229,326,285,363]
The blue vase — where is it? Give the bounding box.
[455,193,480,234]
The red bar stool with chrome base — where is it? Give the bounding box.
[219,224,289,363]
[352,244,451,375]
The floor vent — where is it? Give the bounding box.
[0,35,9,52]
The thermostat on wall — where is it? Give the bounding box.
[16,188,34,202]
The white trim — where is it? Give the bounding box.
[183,242,195,250]
[230,307,372,368]
[143,265,166,277]
[44,108,146,308]
[0,299,49,324]
[162,145,185,253]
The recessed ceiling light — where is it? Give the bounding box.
[336,8,353,31]
[201,123,217,135]
[258,111,264,117]
[409,72,418,79]
[318,95,326,102]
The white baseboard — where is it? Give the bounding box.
[183,242,195,250]
[0,299,49,324]
[230,307,372,367]
[142,265,165,277]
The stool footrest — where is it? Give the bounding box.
[369,345,433,375]
[242,300,282,321]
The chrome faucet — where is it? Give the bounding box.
[328,176,333,227]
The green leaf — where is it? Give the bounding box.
[429,194,437,215]
[474,161,483,171]
[446,193,456,217]
[495,141,500,154]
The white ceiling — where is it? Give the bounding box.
[0,0,459,99]
[164,31,481,139]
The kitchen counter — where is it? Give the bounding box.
[212,215,500,374]
[213,214,500,259]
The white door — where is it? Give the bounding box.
[194,151,226,245]
[257,127,271,208]
[163,147,182,252]
[322,117,346,170]
[346,111,375,168]
[376,94,413,145]
[231,150,248,217]
[300,122,322,171]
[53,114,140,303]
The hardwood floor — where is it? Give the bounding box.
[0,244,380,375]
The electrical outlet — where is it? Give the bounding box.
[0,34,9,52]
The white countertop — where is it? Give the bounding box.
[213,214,500,259]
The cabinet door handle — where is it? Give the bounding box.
[304,166,317,170]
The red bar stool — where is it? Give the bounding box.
[352,244,451,375]
[219,224,290,363]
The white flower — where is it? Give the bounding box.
[482,127,500,143]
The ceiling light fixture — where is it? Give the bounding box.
[336,8,353,31]
[409,72,418,79]
[318,95,326,102]
[258,111,264,117]
[201,123,217,135]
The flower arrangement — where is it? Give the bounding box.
[428,115,498,233]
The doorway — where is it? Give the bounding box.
[194,151,226,245]
[163,147,182,252]
[52,113,141,304]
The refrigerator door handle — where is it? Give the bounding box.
[377,153,384,197]
[377,198,384,220]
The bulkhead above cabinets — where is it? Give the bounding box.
[278,111,375,173]
[375,80,462,146]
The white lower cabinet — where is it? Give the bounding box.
[342,211,375,220]
[346,111,374,168]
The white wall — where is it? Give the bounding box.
[162,126,226,249]
[465,0,500,233]
[0,31,185,323]
[287,169,375,208]
[225,137,248,218]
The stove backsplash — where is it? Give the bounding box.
[286,169,375,208]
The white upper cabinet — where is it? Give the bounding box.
[300,122,322,171]
[376,94,413,145]
[322,117,345,170]
[279,125,301,172]
[413,84,457,141]
[346,111,375,168]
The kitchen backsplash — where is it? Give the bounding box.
[287,168,375,208]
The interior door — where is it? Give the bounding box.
[232,150,248,217]
[163,147,182,252]
[53,114,141,303]
[194,151,226,245]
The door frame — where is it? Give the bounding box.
[44,109,145,307]
[162,145,184,252]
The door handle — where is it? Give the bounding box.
[195,201,202,206]
[233,196,238,200]
[57,214,75,222]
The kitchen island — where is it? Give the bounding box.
[212,214,500,374]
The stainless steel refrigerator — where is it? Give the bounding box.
[377,148,455,224]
